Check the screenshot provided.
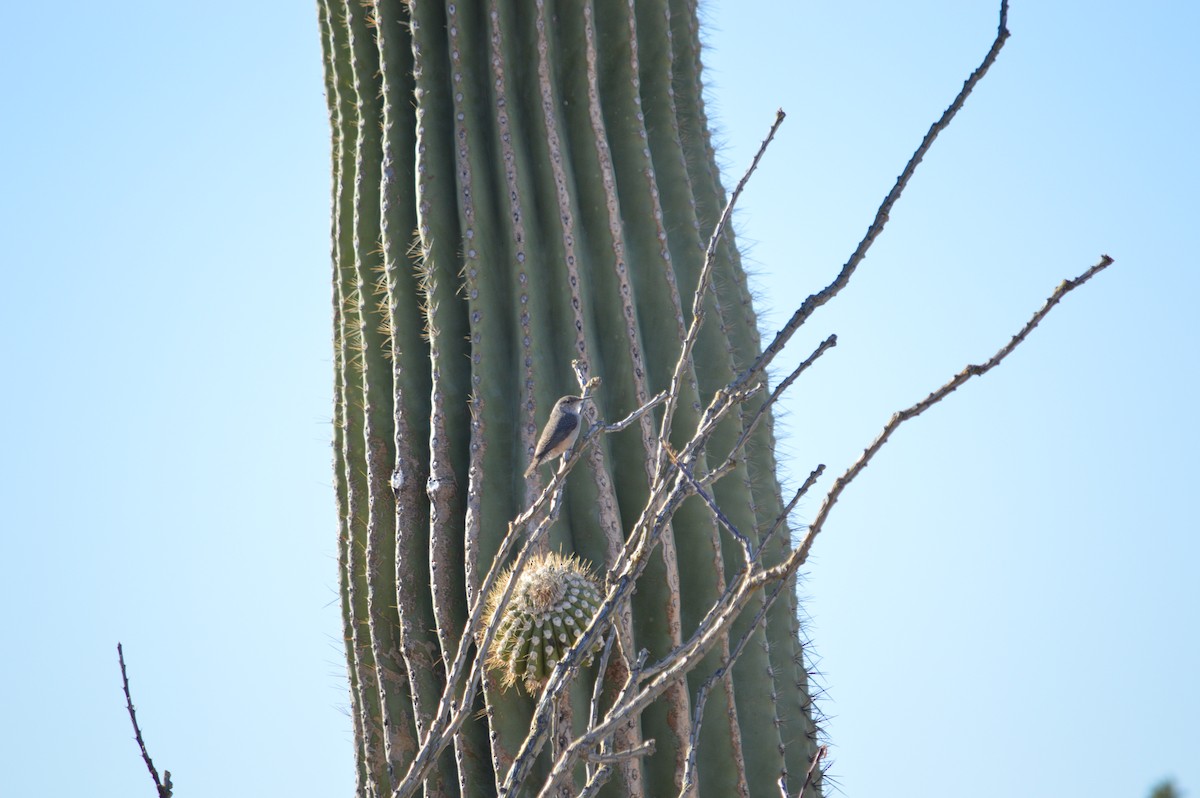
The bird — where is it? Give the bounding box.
[524,395,587,477]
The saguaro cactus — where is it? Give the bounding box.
[319,0,824,795]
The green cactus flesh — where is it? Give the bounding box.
[319,0,823,795]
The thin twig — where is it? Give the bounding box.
[656,109,787,474]
[754,465,825,562]
[579,740,656,764]
[732,335,837,461]
[644,465,823,689]
[536,254,1112,795]
[682,572,794,797]
[761,255,1114,587]
[586,630,616,779]
[737,0,1012,391]
[665,443,753,562]
[797,746,828,798]
[393,387,669,798]
[613,650,648,722]
[696,457,738,491]
[117,643,173,798]
[574,764,614,798]
[499,13,1052,787]
[600,391,668,433]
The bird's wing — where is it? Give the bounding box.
[534,411,580,459]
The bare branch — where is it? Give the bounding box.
[390,480,570,797]
[549,691,574,798]
[695,456,738,491]
[657,109,787,471]
[574,764,615,798]
[601,390,668,433]
[759,254,1114,588]
[676,383,764,476]
[587,631,616,752]
[580,740,656,764]
[666,444,753,562]
[797,746,828,798]
[437,13,1107,797]
[392,384,671,798]
[538,254,1112,796]
[645,464,823,689]
[731,335,837,463]
[755,465,825,562]
[738,1,1012,390]
[682,577,797,796]
[117,643,173,798]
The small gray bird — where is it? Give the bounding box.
[524,395,587,477]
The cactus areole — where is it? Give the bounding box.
[319,0,823,795]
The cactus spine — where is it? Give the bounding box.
[320,0,823,795]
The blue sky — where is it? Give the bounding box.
[2,2,1195,796]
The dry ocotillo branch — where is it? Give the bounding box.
[391,480,571,798]
[537,472,813,792]
[532,254,1112,796]
[574,764,615,798]
[390,386,669,798]
[665,443,754,563]
[600,390,668,434]
[691,575,790,739]
[640,464,823,688]
[755,465,826,562]
[656,109,787,475]
[501,111,818,796]
[678,259,1118,723]
[675,383,764,480]
[677,573,793,798]
[731,335,837,465]
[584,631,616,781]
[579,740,656,765]
[117,643,173,798]
[758,254,1115,589]
[776,746,827,798]
[798,746,829,798]
[738,0,1012,391]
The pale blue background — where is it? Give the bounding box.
[2,2,1195,796]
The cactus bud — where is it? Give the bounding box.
[484,552,605,694]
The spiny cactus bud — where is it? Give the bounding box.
[484,552,605,694]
